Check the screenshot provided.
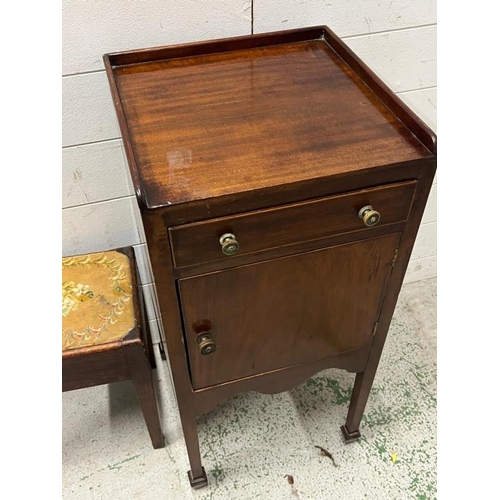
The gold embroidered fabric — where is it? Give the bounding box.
[62,251,136,351]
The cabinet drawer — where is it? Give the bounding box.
[169,180,416,269]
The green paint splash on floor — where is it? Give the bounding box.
[107,455,140,471]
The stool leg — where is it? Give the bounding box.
[124,342,164,449]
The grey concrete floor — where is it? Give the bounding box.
[62,277,436,500]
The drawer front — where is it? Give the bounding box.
[169,180,416,269]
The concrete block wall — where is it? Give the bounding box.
[62,1,437,342]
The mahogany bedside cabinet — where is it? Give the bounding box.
[104,26,436,488]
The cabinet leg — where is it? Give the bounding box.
[180,410,208,489]
[144,319,157,370]
[341,370,374,443]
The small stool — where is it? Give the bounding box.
[62,247,164,449]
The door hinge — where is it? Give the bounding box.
[372,322,379,337]
[391,248,399,268]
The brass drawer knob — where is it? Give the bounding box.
[196,332,217,355]
[219,233,240,256]
[358,205,381,227]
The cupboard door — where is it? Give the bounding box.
[179,233,400,390]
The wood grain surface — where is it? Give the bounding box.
[179,233,400,389]
[112,38,429,207]
[169,180,415,268]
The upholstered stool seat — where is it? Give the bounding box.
[62,247,164,449]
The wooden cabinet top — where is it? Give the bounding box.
[105,26,436,209]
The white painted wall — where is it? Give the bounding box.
[62,1,437,340]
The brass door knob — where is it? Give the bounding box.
[358,205,381,227]
[219,233,240,256]
[196,331,217,355]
